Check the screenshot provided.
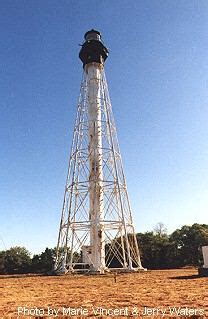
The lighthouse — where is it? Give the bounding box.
[54,30,143,273]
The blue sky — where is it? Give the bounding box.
[1,0,208,254]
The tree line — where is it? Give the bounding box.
[138,223,208,269]
[0,223,207,274]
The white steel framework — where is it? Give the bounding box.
[54,38,143,274]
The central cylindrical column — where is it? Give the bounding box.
[86,62,105,271]
[79,29,108,272]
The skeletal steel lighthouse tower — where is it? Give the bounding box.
[54,30,143,273]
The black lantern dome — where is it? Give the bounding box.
[79,29,108,67]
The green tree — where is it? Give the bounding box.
[169,223,208,267]
[0,251,6,274]
[31,248,56,273]
[3,247,31,274]
[137,231,170,269]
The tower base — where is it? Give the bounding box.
[54,264,147,275]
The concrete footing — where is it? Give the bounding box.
[198,267,208,277]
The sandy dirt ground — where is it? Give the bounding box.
[0,268,207,318]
